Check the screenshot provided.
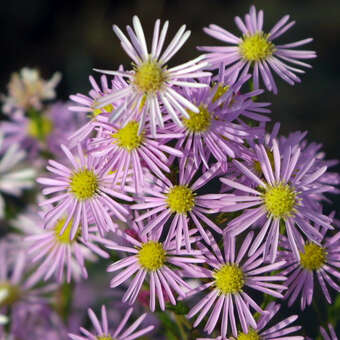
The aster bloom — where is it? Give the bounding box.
[224,302,303,340]
[132,160,224,251]
[89,116,183,192]
[12,206,110,284]
[68,74,127,147]
[1,67,61,115]
[69,305,154,340]
[37,144,132,241]
[185,231,287,337]
[0,134,35,218]
[165,73,262,169]
[218,139,332,262]
[279,229,340,310]
[94,16,210,135]
[104,220,204,311]
[320,324,338,340]
[1,101,86,157]
[200,5,316,93]
[0,240,56,311]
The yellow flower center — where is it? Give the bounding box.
[138,241,166,271]
[134,60,166,93]
[214,264,245,295]
[92,103,114,118]
[70,169,98,200]
[28,116,53,141]
[166,185,195,214]
[54,217,80,243]
[212,84,230,102]
[112,121,144,151]
[263,183,297,218]
[183,105,212,133]
[239,32,275,62]
[300,243,327,271]
[0,282,21,307]
[237,329,261,340]
[97,336,113,340]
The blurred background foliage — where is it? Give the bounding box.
[0,0,339,337]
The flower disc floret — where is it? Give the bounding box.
[138,241,166,271]
[70,169,98,200]
[0,282,21,307]
[166,185,195,214]
[300,243,327,271]
[93,103,114,118]
[28,116,53,141]
[112,121,144,151]
[183,105,212,133]
[237,329,261,340]
[97,336,113,340]
[239,32,275,62]
[264,183,296,218]
[54,217,80,243]
[214,264,245,295]
[134,60,166,93]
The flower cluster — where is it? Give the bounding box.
[0,4,339,340]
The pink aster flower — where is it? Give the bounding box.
[69,74,127,147]
[104,220,204,311]
[12,206,110,284]
[279,228,340,310]
[132,160,224,251]
[88,116,183,193]
[69,305,154,340]
[164,73,265,169]
[94,16,210,135]
[218,139,333,262]
[200,5,316,93]
[37,144,132,241]
[185,231,286,337]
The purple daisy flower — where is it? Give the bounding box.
[218,139,333,262]
[279,228,340,310]
[12,206,110,284]
[94,16,210,135]
[69,305,154,340]
[88,116,183,193]
[69,74,127,147]
[1,101,86,158]
[197,302,303,340]
[185,231,286,337]
[131,160,224,251]
[104,220,204,311]
[200,5,316,93]
[37,144,132,241]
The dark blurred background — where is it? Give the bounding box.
[1,0,339,180]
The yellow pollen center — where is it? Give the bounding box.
[0,282,21,307]
[54,217,80,243]
[183,105,212,133]
[112,121,144,150]
[28,116,53,141]
[264,184,296,218]
[138,241,166,271]
[70,169,98,200]
[237,329,261,340]
[134,60,166,93]
[97,336,113,340]
[239,32,275,62]
[214,264,245,294]
[212,84,230,102]
[166,185,195,214]
[300,243,327,271]
[92,103,114,118]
